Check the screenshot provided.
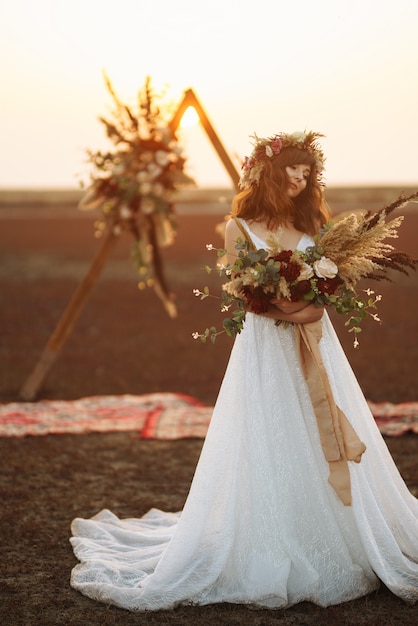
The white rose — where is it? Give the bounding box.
[290,131,307,142]
[298,262,314,280]
[119,205,132,219]
[142,197,155,214]
[155,150,170,166]
[141,151,153,163]
[153,183,164,197]
[139,182,152,195]
[147,163,162,179]
[313,256,338,279]
[265,145,273,157]
[137,171,150,183]
[168,151,179,162]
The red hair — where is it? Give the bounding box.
[232,147,330,235]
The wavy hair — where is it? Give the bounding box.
[232,147,330,234]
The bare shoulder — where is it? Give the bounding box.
[224,217,244,264]
[225,216,242,241]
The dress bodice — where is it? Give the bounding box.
[240,218,314,252]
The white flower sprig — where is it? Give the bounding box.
[193,194,417,345]
[192,234,386,347]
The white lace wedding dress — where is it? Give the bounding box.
[70,226,418,611]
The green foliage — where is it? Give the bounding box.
[192,237,383,348]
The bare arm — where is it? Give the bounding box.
[262,302,324,324]
[272,298,310,314]
[223,218,244,266]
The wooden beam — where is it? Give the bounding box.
[169,88,240,190]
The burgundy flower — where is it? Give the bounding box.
[271,250,293,263]
[242,286,271,314]
[317,276,341,295]
[290,280,312,302]
[280,261,301,282]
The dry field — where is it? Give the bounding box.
[0,187,417,625]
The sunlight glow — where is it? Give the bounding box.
[1,0,418,187]
[180,107,200,129]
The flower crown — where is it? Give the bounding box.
[239,130,326,189]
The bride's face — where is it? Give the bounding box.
[285,164,310,198]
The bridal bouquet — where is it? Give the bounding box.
[193,193,417,346]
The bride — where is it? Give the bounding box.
[70,131,418,611]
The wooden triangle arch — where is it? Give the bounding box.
[20,88,240,401]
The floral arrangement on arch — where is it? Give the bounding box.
[193,193,417,346]
[79,74,194,317]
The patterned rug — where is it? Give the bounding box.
[0,393,417,438]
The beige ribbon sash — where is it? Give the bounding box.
[231,216,365,504]
[295,320,366,506]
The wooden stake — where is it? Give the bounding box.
[19,228,117,401]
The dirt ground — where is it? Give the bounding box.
[0,197,417,625]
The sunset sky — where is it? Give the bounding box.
[1,0,418,188]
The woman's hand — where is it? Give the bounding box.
[272,298,310,314]
[288,303,324,324]
[262,301,324,324]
